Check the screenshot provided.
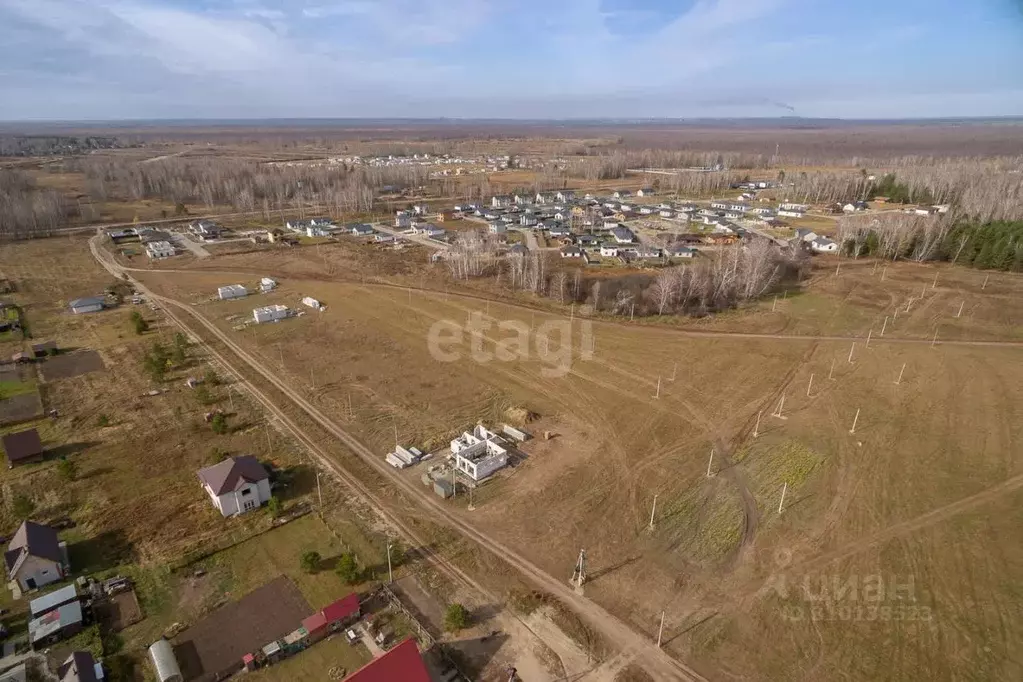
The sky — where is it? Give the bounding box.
[1,0,1022,120]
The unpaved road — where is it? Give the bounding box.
[90,235,707,682]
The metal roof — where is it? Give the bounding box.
[345,638,430,682]
[30,584,78,617]
[197,455,268,495]
[29,601,83,643]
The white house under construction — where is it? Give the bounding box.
[450,425,508,481]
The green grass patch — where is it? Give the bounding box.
[743,440,825,517]
[659,480,745,567]
[0,378,36,399]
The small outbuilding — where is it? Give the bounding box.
[69,297,104,314]
[29,601,83,649]
[57,650,103,682]
[217,285,248,301]
[2,428,44,468]
[148,638,183,682]
[32,341,58,357]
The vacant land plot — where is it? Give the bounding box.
[0,392,43,425]
[173,575,312,682]
[133,243,1023,682]
[94,589,143,632]
[38,350,106,381]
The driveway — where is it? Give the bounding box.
[174,232,211,258]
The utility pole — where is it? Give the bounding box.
[849,408,860,434]
[754,410,761,437]
[881,316,888,336]
[774,394,785,419]
[895,362,906,385]
[316,471,323,508]
[670,362,677,382]
[957,301,964,318]
[983,274,990,290]
[778,482,787,514]
[848,342,856,363]
[654,377,661,399]
[571,549,587,589]
[706,449,715,478]
[806,373,814,397]
[932,271,939,289]
[387,542,393,583]
[265,422,272,455]
[931,329,939,348]
[829,359,835,380]
[648,495,658,531]
[657,611,666,648]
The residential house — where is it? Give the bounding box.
[491,195,513,208]
[3,428,44,468]
[659,209,675,219]
[603,201,619,210]
[483,209,502,220]
[560,245,584,258]
[636,187,655,197]
[698,208,720,217]
[612,190,632,199]
[794,228,818,243]
[499,214,516,224]
[535,192,557,205]
[751,207,775,216]
[666,244,696,259]
[197,455,272,517]
[437,210,459,222]
[218,284,248,300]
[575,234,597,247]
[68,297,104,314]
[189,220,222,240]
[414,224,444,237]
[570,205,587,216]
[395,211,413,228]
[556,190,576,202]
[286,220,310,233]
[553,211,569,221]
[600,245,619,257]
[302,593,361,646]
[612,226,636,244]
[618,203,633,212]
[411,204,429,216]
[343,638,431,682]
[602,218,620,230]
[914,207,937,216]
[777,209,805,218]
[547,224,571,238]
[305,225,329,238]
[811,237,839,253]
[5,521,68,594]
[725,211,744,221]
[488,222,507,234]
[779,203,809,212]
[710,201,730,210]
[519,215,538,227]
[728,203,750,212]
[633,246,662,259]
[513,194,533,206]
[349,223,374,236]
[259,278,277,293]
[0,663,26,682]
[57,651,103,682]
[638,206,655,215]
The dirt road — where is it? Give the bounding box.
[89,235,707,682]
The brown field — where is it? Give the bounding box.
[120,238,1023,681]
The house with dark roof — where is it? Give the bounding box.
[5,520,68,595]
[345,638,430,682]
[57,651,103,682]
[2,428,45,468]
[197,455,271,517]
[69,297,105,314]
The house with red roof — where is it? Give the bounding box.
[345,638,430,682]
[302,593,361,644]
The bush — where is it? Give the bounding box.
[56,456,77,481]
[444,603,469,632]
[267,495,282,518]
[194,385,214,405]
[130,311,149,335]
[334,553,359,584]
[203,369,221,386]
[96,414,110,427]
[210,413,228,435]
[300,550,322,573]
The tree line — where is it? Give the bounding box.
[448,232,807,316]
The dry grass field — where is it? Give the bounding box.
[0,238,406,680]
[124,239,1023,681]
